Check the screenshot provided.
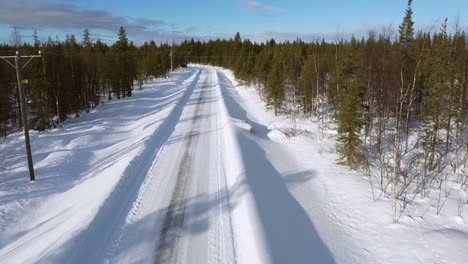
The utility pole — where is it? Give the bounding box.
[1,51,41,181]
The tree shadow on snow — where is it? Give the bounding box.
[218,70,335,263]
[104,165,330,264]
[106,71,335,264]
[235,130,336,264]
[38,68,335,264]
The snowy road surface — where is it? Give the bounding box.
[1,65,467,264]
[112,69,238,264]
[108,68,336,264]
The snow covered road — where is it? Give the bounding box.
[2,66,332,264]
[111,68,237,264]
[107,67,338,264]
[109,67,336,264]
[2,65,466,264]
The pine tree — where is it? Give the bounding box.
[29,30,51,130]
[453,30,468,131]
[81,29,94,111]
[423,18,456,168]
[266,48,284,116]
[111,26,135,98]
[399,0,415,48]
[0,64,11,138]
[335,38,364,169]
[83,29,91,48]
[298,55,315,115]
[398,0,417,142]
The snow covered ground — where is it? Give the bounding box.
[0,65,467,264]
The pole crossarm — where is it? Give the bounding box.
[0,57,16,69]
[1,54,42,71]
[21,56,40,71]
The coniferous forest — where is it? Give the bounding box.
[0,26,185,135]
[1,1,467,221]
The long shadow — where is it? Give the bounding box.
[0,83,186,216]
[237,132,335,264]
[56,69,203,264]
[0,69,198,196]
[218,71,335,263]
[217,72,270,139]
[0,70,202,252]
[109,168,318,264]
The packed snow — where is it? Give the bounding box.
[0,65,467,264]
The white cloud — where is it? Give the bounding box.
[0,0,196,44]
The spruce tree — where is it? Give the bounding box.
[110,26,133,98]
[0,64,11,138]
[29,30,51,130]
[399,0,415,48]
[298,55,314,115]
[335,38,364,169]
[423,18,455,168]
[266,49,284,116]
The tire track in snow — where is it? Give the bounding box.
[213,70,238,264]
[66,69,202,264]
[152,138,194,263]
[219,136,238,264]
[154,74,209,264]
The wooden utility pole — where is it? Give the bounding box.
[1,51,41,181]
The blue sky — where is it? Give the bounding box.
[0,0,466,45]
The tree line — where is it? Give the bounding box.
[0,27,187,136]
[1,0,467,221]
[179,1,468,221]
